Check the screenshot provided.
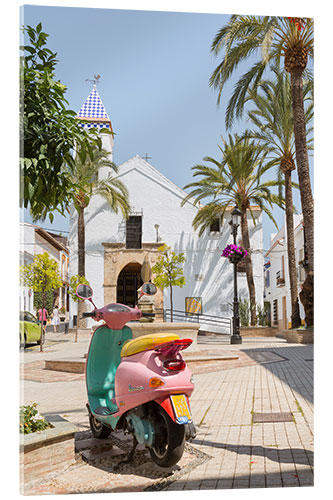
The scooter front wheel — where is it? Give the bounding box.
[149,406,185,468]
[89,414,112,439]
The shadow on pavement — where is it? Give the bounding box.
[241,344,313,404]
[191,439,313,466]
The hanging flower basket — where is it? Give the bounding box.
[222,244,248,264]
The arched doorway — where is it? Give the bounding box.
[116,263,143,307]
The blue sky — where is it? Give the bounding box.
[21,3,313,251]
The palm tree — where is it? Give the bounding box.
[182,135,284,325]
[209,16,314,315]
[70,147,130,327]
[243,65,313,328]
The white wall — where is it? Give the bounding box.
[264,215,305,328]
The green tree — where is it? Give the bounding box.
[33,290,54,315]
[209,15,314,321]
[244,65,313,328]
[20,252,63,351]
[69,146,130,328]
[152,244,186,322]
[20,23,104,220]
[182,135,284,326]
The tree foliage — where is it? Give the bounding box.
[152,245,186,322]
[33,290,54,315]
[20,252,63,293]
[20,23,105,220]
[152,245,186,290]
[209,15,313,128]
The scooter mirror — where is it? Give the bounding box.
[76,284,93,300]
[141,282,157,296]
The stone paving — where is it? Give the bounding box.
[20,331,314,493]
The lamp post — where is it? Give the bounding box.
[229,206,242,345]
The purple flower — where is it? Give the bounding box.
[221,244,248,260]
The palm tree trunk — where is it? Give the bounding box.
[290,68,314,326]
[240,210,257,326]
[284,171,301,328]
[77,206,86,331]
[290,69,314,271]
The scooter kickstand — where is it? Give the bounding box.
[117,436,138,465]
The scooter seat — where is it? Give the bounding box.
[120,333,180,357]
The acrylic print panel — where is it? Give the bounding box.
[19,0,314,496]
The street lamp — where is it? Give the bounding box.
[229,206,242,345]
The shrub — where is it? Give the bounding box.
[239,299,250,326]
[19,402,51,434]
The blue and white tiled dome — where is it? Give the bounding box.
[77,85,109,119]
[76,85,112,130]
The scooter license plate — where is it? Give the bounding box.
[170,395,192,424]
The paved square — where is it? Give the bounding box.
[21,333,314,492]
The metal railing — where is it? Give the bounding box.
[163,309,231,335]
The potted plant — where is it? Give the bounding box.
[222,244,248,264]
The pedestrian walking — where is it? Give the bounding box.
[38,307,48,332]
[51,305,60,333]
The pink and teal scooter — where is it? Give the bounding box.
[76,284,196,468]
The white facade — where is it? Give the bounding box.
[264,214,306,329]
[20,222,69,315]
[68,155,264,332]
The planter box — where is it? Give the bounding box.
[20,414,77,490]
[283,328,314,344]
[240,326,277,337]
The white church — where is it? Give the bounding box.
[69,85,264,333]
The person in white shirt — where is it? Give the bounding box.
[51,305,60,333]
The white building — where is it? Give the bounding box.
[69,86,264,332]
[264,214,306,330]
[20,222,69,314]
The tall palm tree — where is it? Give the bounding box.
[209,16,314,319]
[182,135,284,325]
[70,147,130,327]
[244,65,313,328]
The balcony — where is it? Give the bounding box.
[276,271,285,287]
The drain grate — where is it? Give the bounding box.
[252,412,294,423]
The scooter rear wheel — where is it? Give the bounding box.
[89,414,112,439]
[149,406,185,468]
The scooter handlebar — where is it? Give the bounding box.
[81,311,97,318]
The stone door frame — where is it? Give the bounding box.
[102,242,164,316]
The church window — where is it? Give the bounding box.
[209,219,220,232]
[126,216,142,249]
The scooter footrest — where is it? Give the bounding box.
[94,406,116,416]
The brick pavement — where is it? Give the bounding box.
[20,335,314,492]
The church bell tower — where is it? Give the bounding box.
[76,82,114,180]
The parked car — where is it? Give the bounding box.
[19,311,45,349]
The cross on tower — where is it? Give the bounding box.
[142,153,151,162]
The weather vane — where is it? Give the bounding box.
[85,74,101,85]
